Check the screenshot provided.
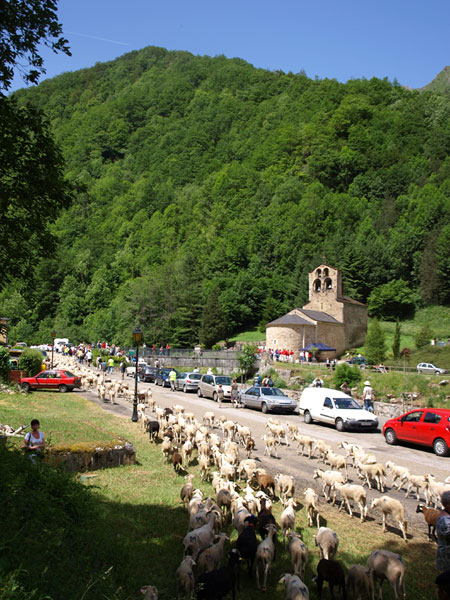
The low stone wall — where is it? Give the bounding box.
[44,439,136,472]
[149,356,259,374]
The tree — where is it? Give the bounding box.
[18,348,43,376]
[0,0,70,92]
[415,324,433,349]
[332,363,362,389]
[198,287,226,348]
[0,97,72,287]
[367,280,415,320]
[237,345,257,381]
[364,318,386,364]
[0,346,10,382]
[392,319,401,360]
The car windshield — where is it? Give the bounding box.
[188,373,202,380]
[215,376,232,385]
[261,388,286,397]
[64,371,75,377]
[333,397,362,410]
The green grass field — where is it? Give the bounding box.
[0,390,440,600]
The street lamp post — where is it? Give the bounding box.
[132,326,143,422]
[51,330,56,369]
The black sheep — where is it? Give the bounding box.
[147,420,159,442]
[314,558,346,600]
[258,498,277,540]
[196,549,241,600]
[236,515,258,575]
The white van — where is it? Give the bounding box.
[298,387,378,432]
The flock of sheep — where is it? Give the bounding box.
[56,357,449,600]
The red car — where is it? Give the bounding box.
[20,370,81,393]
[383,408,450,457]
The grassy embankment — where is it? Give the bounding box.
[0,390,439,600]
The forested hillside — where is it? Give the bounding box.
[2,46,450,347]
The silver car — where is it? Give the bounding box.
[197,374,232,401]
[175,371,202,392]
[239,386,297,414]
[417,362,447,375]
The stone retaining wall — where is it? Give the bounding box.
[44,440,136,472]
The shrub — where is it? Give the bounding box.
[365,318,386,364]
[0,346,11,383]
[333,363,362,388]
[18,349,44,376]
[367,280,415,320]
[237,344,257,378]
[415,324,434,349]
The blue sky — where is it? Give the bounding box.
[11,0,450,91]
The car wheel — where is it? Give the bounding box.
[21,382,31,393]
[183,385,187,393]
[213,392,218,402]
[434,438,450,457]
[435,371,441,376]
[197,388,203,398]
[261,402,268,414]
[58,384,69,393]
[304,411,313,424]
[418,370,422,374]
[241,400,246,408]
[384,428,397,445]
[335,418,345,432]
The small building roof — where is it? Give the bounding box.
[301,342,336,351]
[267,314,313,327]
[297,309,341,324]
[340,295,366,306]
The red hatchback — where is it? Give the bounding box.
[20,370,81,393]
[383,408,450,457]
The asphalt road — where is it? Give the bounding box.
[79,369,450,540]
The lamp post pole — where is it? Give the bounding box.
[51,330,56,369]
[132,327,143,422]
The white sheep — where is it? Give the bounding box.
[279,573,310,600]
[325,450,348,480]
[183,512,216,559]
[385,461,410,491]
[275,474,295,503]
[404,473,428,501]
[255,523,277,591]
[176,556,196,600]
[280,498,297,544]
[367,549,406,600]
[293,434,315,458]
[196,533,230,573]
[303,488,321,528]
[334,482,368,522]
[371,497,408,542]
[314,527,339,560]
[356,461,386,492]
[263,434,279,458]
[287,533,309,579]
[180,474,194,505]
[313,469,345,504]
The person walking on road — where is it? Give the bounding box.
[363,380,374,412]
[217,384,225,408]
[120,360,126,380]
[107,357,114,375]
[231,378,239,408]
[169,368,177,391]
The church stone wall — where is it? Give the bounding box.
[316,323,346,355]
[266,325,315,351]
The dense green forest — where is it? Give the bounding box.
[2,47,450,347]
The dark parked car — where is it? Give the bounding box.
[140,365,158,383]
[154,368,177,387]
[20,370,81,393]
[383,408,450,457]
[345,356,367,366]
[175,372,202,392]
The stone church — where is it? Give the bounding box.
[266,264,367,356]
